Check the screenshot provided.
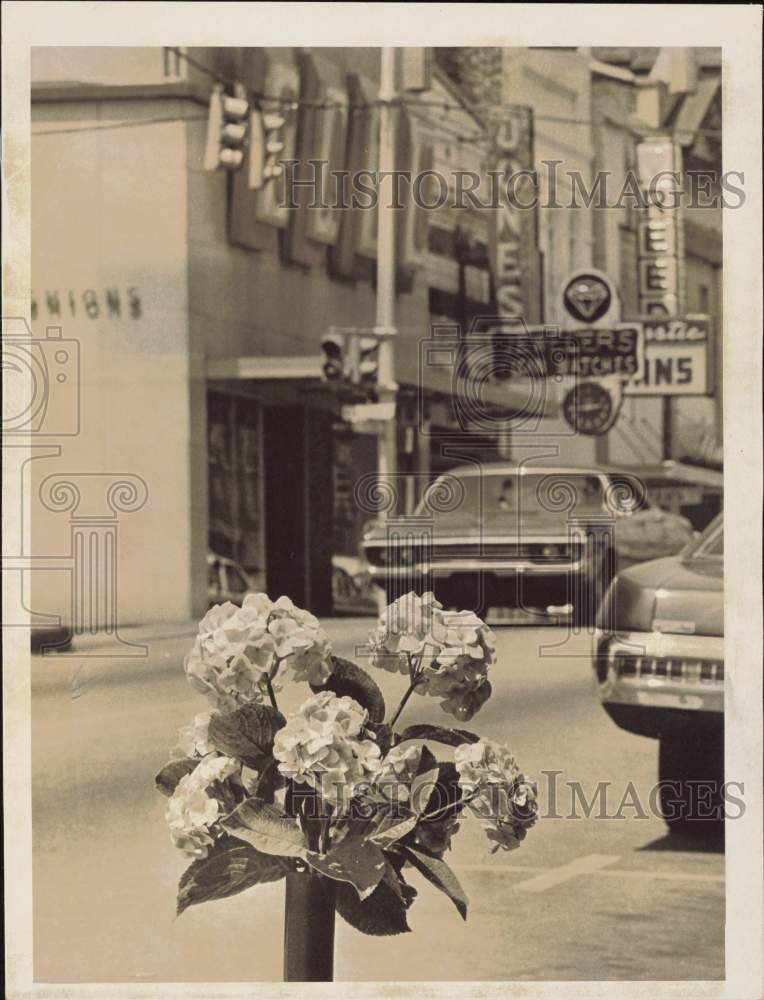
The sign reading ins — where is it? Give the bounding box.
[625,316,711,397]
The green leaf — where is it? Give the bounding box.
[410,748,440,816]
[402,845,469,920]
[222,797,307,858]
[177,835,290,915]
[155,757,198,797]
[397,724,480,747]
[305,835,387,900]
[334,861,412,936]
[310,656,386,723]
[208,704,286,768]
[369,809,418,849]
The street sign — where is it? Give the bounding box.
[562,381,622,436]
[526,323,645,380]
[624,315,711,396]
[559,269,620,325]
[341,402,396,423]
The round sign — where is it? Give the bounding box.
[562,381,621,436]
[561,271,614,323]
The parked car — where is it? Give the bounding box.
[593,513,724,829]
[616,460,723,533]
[361,460,695,624]
[207,553,255,607]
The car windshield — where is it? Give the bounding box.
[417,471,616,519]
[689,518,723,559]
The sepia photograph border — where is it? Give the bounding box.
[2,3,762,998]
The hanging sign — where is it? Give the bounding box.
[488,107,542,324]
[562,381,623,436]
[560,269,619,325]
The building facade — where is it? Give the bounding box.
[26,45,722,627]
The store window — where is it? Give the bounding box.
[207,390,264,587]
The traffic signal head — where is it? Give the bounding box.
[357,335,380,387]
[320,332,346,381]
[204,83,249,172]
[248,107,287,189]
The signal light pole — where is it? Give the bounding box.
[375,47,398,521]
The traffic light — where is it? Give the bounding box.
[248,107,287,189]
[204,83,249,172]
[356,335,380,387]
[320,329,381,387]
[320,331,346,382]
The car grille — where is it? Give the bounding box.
[613,653,724,684]
[364,541,582,566]
[435,542,583,562]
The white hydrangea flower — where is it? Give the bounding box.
[374,743,425,806]
[368,592,443,673]
[183,592,333,710]
[171,711,215,759]
[368,593,495,719]
[165,754,241,858]
[454,740,538,852]
[273,691,381,809]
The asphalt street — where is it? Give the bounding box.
[31,618,724,983]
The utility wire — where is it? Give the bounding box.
[32,113,207,137]
[31,47,722,143]
[165,46,722,139]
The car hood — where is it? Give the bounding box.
[363,509,693,551]
[599,554,723,636]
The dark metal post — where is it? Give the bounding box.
[662,396,672,459]
[283,871,336,982]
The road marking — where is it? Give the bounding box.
[455,858,724,887]
[597,868,725,884]
[512,853,619,891]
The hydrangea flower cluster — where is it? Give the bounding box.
[171,711,215,760]
[273,691,381,809]
[184,593,333,712]
[159,588,537,935]
[165,754,241,858]
[454,739,539,852]
[369,592,444,672]
[368,592,496,721]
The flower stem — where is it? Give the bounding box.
[265,674,279,712]
[388,678,419,730]
[420,787,481,823]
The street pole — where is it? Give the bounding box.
[376,47,398,520]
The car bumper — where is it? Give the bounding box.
[365,559,583,579]
[364,558,587,609]
[594,629,724,716]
